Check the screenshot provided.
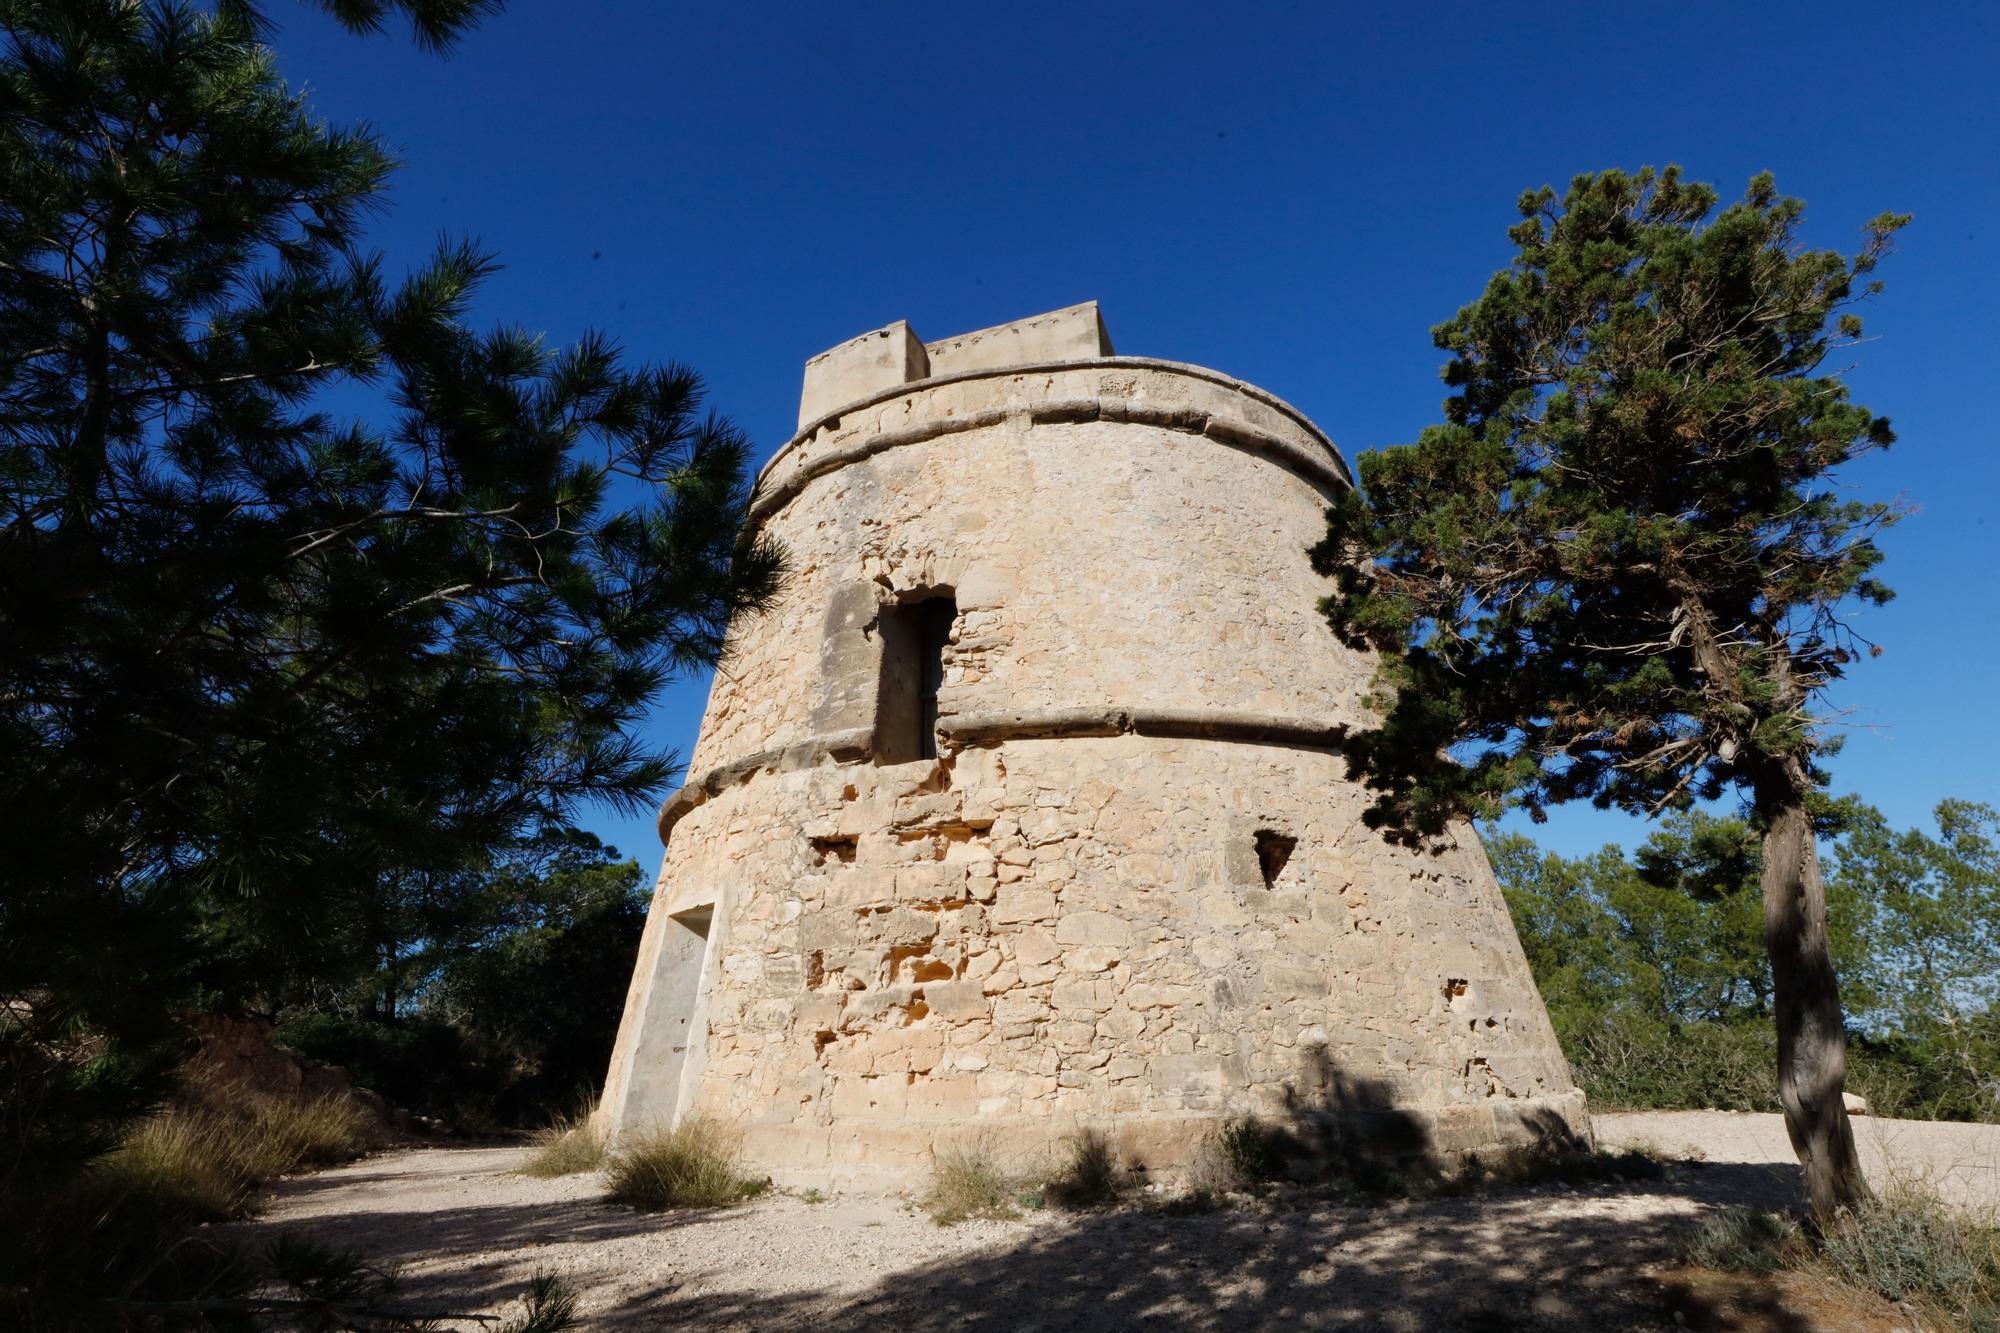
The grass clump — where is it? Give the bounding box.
[96,1091,381,1223]
[1044,1127,1129,1210]
[1176,1118,1280,1209]
[13,1088,383,1325]
[604,1115,766,1210]
[1684,1191,2000,1332]
[1218,1117,1280,1181]
[923,1143,1019,1224]
[1682,1206,1805,1274]
[522,1108,606,1178]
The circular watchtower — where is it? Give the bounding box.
[597,303,1584,1182]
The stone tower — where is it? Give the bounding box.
[597,303,1584,1182]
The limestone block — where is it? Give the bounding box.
[1051,976,1117,1013]
[869,908,938,946]
[922,302,1111,378]
[822,867,898,911]
[991,886,1057,924]
[896,862,967,904]
[829,1075,908,1121]
[1055,911,1131,946]
[923,981,990,1024]
[798,320,928,428]
[905,1076,980,1122]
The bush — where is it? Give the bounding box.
[923,1143,1019,1224]
[604,1116,764,1210]
[1685,1192,2000,1332]
[275,1011,516,1128]
[523,1108,606,1178]
[1044,1128,1128,1210]
[1821,1190,2000,1323]
[1217,1117,1279,1181]
[1563,1015,1779,1111]
[1178,1118,1280,1205]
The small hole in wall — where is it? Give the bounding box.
[810,835,858,865]
[813,1030,836,1058]
[1253,829,1297,887]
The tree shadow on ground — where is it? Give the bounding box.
[593,1050,1820,1331]
[608,1160,1807,1332]
[237,1053,1841,1331]
[229,1159,761,1317]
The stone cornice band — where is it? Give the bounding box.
[746,357,1353,533]
[656,708,1349,845]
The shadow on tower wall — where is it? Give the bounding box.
[1251,1043,1589,1194]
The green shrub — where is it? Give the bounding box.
[1044,1128,1127,1209]
[275,1011,512,1126]
[1177,1118,1280,1205]
[605,1117,765,1210]
[1684,1192,2000,1333]
[1448,1142,1668,1194]
[1820,1190,2000,1322]
[523,1107,606,1178]
[1218,1117,1279,1180]
[1562,1015,1779,1111]
[923,1144,1019,1224]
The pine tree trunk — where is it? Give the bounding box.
[1759,768,1872,1219]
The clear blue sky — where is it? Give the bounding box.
[272,2,1999,865]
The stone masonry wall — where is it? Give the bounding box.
[596,343,1584,1183]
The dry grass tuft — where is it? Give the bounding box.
[522,1108,606,1178]
[1044,1127,1128,1210]
[923,1143,1019,1225]
[604,1115,765,1210]
[1176,1121,1271,1209]
[1682,1206,1805,1274]
[95,1091,381,1224]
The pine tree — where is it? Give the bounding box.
[1315,167,1906,1216]
[1832,801,2000,1120]
[0,0,779,1184]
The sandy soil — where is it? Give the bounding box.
[1595,1110,2000,1213]
[221,1111,1994,1332]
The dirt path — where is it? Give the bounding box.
[1595,1110,2000,1213]
[224,1111,1990,1331]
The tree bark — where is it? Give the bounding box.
[1666,567,1870,1218]
[1758,762,1872,1219]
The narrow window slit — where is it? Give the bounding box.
[873,593,956,762]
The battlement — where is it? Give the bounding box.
[798,301,1114,428]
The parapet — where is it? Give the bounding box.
[797,301,1113,429]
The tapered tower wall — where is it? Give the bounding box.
[597,305,1584,1183]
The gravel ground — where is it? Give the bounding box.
[1595,1110,2000,1213]
[222,1111,1993,1332]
